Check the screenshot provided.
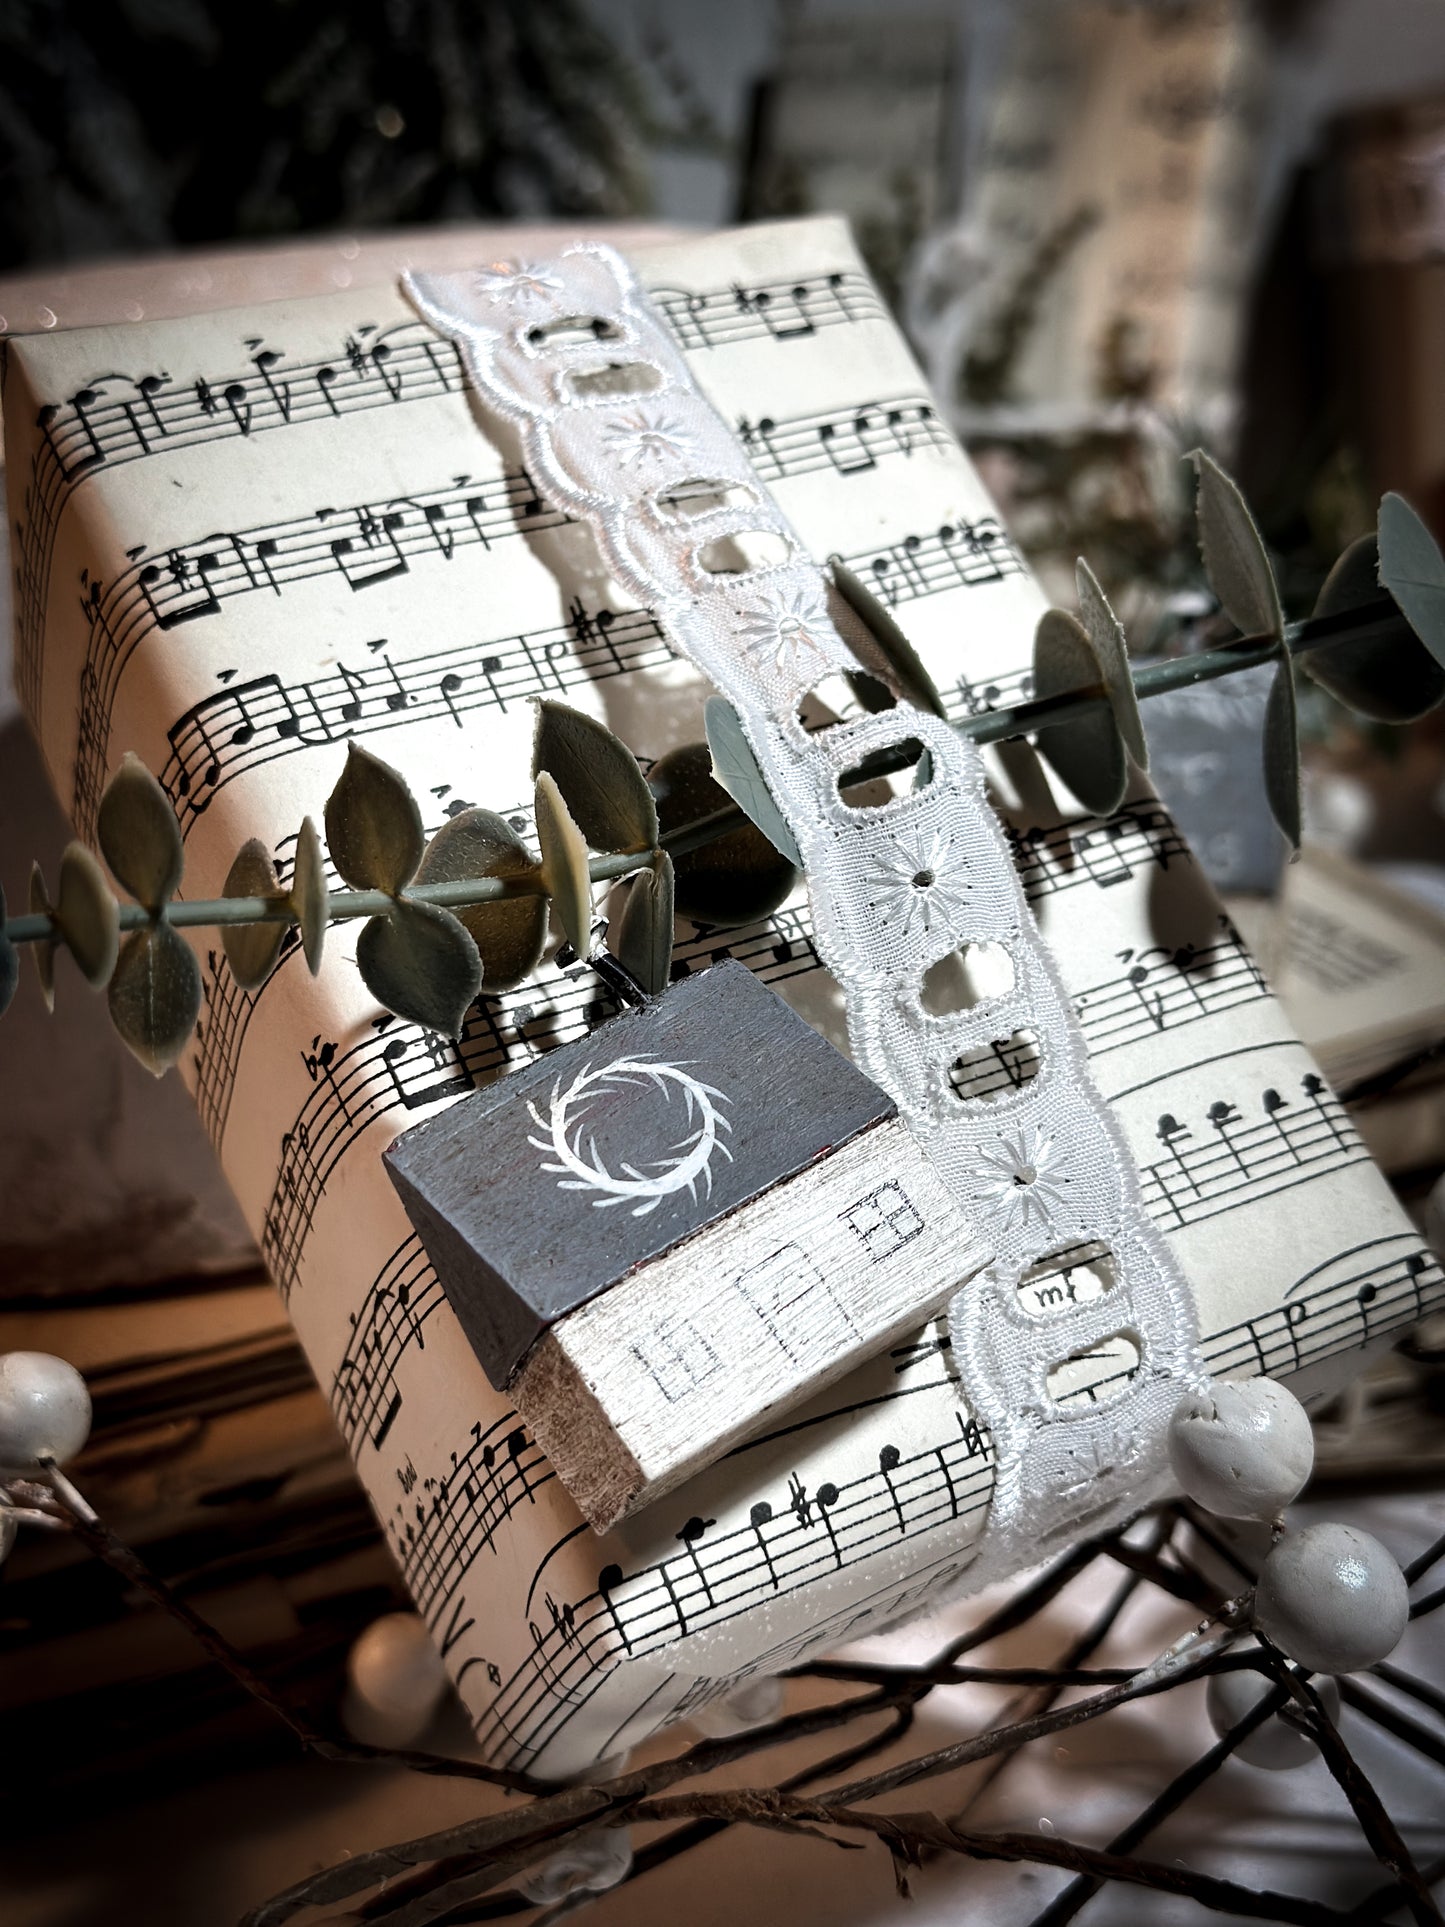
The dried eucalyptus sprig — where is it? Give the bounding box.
[4,473,1443,1077]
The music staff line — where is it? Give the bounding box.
[479,1417,997,1765]
[474,1235,1443,1768]
[14,266,883,714]
[385,1412,555,1624]
[1010,805,1192,904]
[161,603,670,832]
[254,902,1278,1305]
[72,452,1016,836]
[351,1159,1415,1688]
[330,1234,444,1456]
[257,902,827,1300]
[1139,1070,1369,1231]
[71,468,569,832]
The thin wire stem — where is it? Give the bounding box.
[0,596,1402,951]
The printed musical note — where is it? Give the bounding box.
[745,394,946,489]
[72,446,990,838]
[384,1413,552,1624]
[1009,806,1191,906]
[475,1415,994,1763]
[331,1236,443,1454]
[159,611,670,832]
[650,267,879,353]
[1137,1069,1370,1232]
[21,218,1445,1788]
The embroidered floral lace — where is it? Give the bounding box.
[405,245,1204,1583]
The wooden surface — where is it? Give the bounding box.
[519,1112,974,1527]
[384,959,897,1388]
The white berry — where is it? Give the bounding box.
[1255,1523,1409,1674]
[516,1826,632,1905]
[1206,1654,1340,1769]
[0,1352,92,1478]
[1167,1379,1314,1520]
[690,1674,784,1738]
[342,1612,449,1747]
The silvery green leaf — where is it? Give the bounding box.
[290,817,329,974]
[615,850,675,997]
[1189,450,1284,641]
[651,741,798,928]
[356,897,481,1038]
[416,809,547,994]
[1076,558,1148,767]
[29,863,55,1011]
[324,742,424,893]
[535,772,594,957]
[703,696,803,868]
[532,699,658,855]
[0,886,18,1020]
[1263,654,1301,851]
[55,842,119,987]
[97,752,184,909]
[108,918,202,1076]
[830,560,949,720]
[1031,608,1128,818]
[1378,490,1445,670]
[222,838,287,992]
[1306,532,1444,722]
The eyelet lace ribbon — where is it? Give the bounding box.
[405,245,1205,1586]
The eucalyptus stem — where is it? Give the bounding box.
[0,597,1398,952]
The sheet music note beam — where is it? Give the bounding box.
[384,961,978,1529]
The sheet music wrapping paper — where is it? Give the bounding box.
[404,243,1204,1591]
[4,217,1440,1779]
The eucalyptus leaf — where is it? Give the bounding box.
[1076,558,1148,767]
[1031,608,1129,818]
[222,838,287,991]
[1378,491,1445,670]
[1305,532,1445,722]
[532,699,658,855]
[416,810,547,993]
[651,741,797,928]
[1189,450,1284,641]
[0,887,18,1020]
[28,863,55,1011]
[97,751,184,909]
[615,850,675,997]
[845,670,898,715]
[56,842,119,987]
[108,918,203,1076]
[290,817,329,975]
[703,696,803,868]
[324,742,424,893]
[535,771,594,957]
[830,560,949,720]
[356,897,482,1038]
[1263,654,1301,851]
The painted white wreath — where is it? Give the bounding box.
[526,1056,733,1217]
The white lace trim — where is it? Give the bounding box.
[404,245,1205,1584]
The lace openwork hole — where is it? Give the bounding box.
[1045,1329,1142,1409]
[564,361,663,399]
[948,1027,1041,1102]
[795,670,892,733]
[525,314,620,346]
[919,942,1015,1018]
[1017,1243,1116,1318]
[655,477,758,521]
[696,529,792,575]
[836,737,933,809]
